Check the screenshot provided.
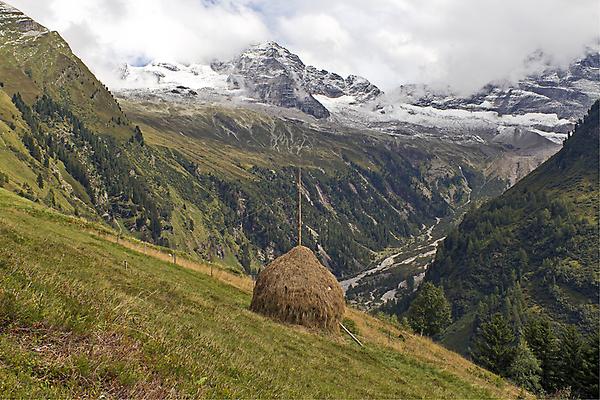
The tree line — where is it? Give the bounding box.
[12,92,163,242]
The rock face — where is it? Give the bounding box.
[214,42,331,118]
[0,1,48,35]
[212,42,382,118]
[398,50,599,120]
[303,67,381,103]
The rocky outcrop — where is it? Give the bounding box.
[211,41,383,118]
[397,50,599,120]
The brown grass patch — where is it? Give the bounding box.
[6,323,179,399]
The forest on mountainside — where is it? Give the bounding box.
[393,101,599,398]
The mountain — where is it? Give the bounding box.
[212,41,381,118]
[397,50,599,120]
[0,1,509,281]
[116,41,599,205]
[0,2,131,139]
[120,41,381,119]
[317,50,598,162]
[117,40,598,165]
[6,0,587,294]
[114,40,596,286]
[117,43,594,153]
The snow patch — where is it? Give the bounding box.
[118,61,230,91]
[314,94,357,111]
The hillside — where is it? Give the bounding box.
[121,98,513,276]
[428,101,599,336]
[423,101,599,396]
[0,188,525,398]
[0,2,131,139]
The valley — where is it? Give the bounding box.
[342,217,444,305]
[117,96,504,278]
[0,1,597,397]
[111,40,597,302]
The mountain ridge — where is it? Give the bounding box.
[120,41,382,119]
[395,49,599,120]
[0,1,133,140]
[116,40,598,166]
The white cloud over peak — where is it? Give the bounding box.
[10,0,270,86]
[8,0,599,93]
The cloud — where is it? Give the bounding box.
[10,0,270,87]
[261,0,598,93]
[8,0,599,93]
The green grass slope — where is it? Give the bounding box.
[0,188,524,399]
[0,1,132,139]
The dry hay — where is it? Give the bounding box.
[250,246,345,333]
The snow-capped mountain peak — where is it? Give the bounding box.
[394,50,599,120]
[117,41,382,119]
[115,43,595,150]
[210,41,383,118]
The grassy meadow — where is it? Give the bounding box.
[0,188,525,398]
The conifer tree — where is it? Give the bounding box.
[523,316,560,392]
[558,326,587,397]
[133,125,144,145]
[36,173,44,189]
[508,336,541,393]
[582,331,599,400]
[406,282,451,336]
[472,313,515,376]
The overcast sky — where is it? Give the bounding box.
[9,0,599,93]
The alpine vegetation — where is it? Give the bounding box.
[0,0,597,398]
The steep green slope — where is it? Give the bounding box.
[424,101,599,396]
[428,101,598,334]
[0,1,131,139]
[0,188,524,398]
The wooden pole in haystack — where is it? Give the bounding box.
[340,322,363,347]
[297,167,302,247]
[250,165,347,333]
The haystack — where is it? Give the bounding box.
[250,246,345,333]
